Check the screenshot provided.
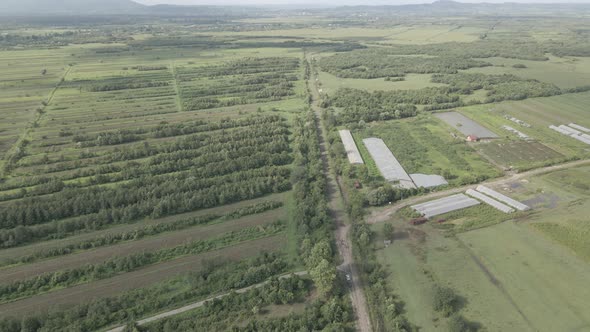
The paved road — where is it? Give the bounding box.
[307,54,373,332]
[104,271,308,332]
[367,158,590,224]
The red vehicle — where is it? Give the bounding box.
[410,217,428,225]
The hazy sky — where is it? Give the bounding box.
[135,0,590,5]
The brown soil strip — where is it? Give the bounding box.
[0,235,284,318]
[0,209,284,284]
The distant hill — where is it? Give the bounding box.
[0,0,147,15]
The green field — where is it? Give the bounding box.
[353,115,501,185]
[476,140,565,170]
[373,165,590,331]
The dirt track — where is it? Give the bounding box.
[0,235,284,318]
[0,209,284,284]
[367,158,590,224]
[308,54,373,332]
[104,271,309,332]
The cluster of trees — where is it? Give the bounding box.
[319,50,490,79]
[143,275,314,331]
[326,70,572,124]
[0,253,291,332]
[0,116,293,247]
[176,58,299,111]
[176,57,299,80]
[135,65,168,71]
[0,201,282,268]
[372,40,550,61]
[4,117,290,203]
[0,222,285,302]
[87,81,169,92]
[431,73,562,102]
[0,166,290,248]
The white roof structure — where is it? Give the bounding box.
[549,125,590,145]
[568,123,590,133]
[466,189,515,213]
[502,125,530,140]
[411,193,480,218]
[410,174,448,188]
[338,130,364,164]
[363,138,416,189]
[476,185,530,211]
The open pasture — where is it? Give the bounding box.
[373,167,590,331]
[464,56,590,89]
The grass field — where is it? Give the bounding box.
[318,72,445,94]
[464,56,590,89]
[476,140,564,169]
[373,165,590,331]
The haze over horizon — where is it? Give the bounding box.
[135,0,590,5]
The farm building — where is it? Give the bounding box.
[435,112,499,139]
[411,193,480,218]
[502,125,530,140]
[338,129,364,164]
[466,189,515,213]
[466,135,479,142]
[476,185,530,211]
[568,123,590,133]
[549,125,590,145]
[410,173,448,188]
[363,137,416,189]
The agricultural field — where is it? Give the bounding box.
[352,115,501,185]
[372,165,590,331]
[458,92,590,165]
[0,27,336,331]
[1,3,590,332]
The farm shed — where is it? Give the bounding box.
[410,173,448,188]
[502,125,530,140]
[338,129,364,164]
[411,193,480,218]
[568,123,590,133]
[363,137,416,189]
[466,189,515,214]
[435,112,499,139]
[549,125,590,145]
[476,185,530,211]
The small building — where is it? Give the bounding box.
[466,135,480,142]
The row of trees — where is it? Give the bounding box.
[320,50,490,79]
[0,166,291,247]
[0,222,285,303]
[0,252,291,332]
[0,200,282,268]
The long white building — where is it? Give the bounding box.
[338,130,364,164]
[363,137,416,189]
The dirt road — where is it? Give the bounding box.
[307,55,373,332]
[367,158,590,224]
[104,271,309,332]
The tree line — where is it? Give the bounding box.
[0,222,285,303]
